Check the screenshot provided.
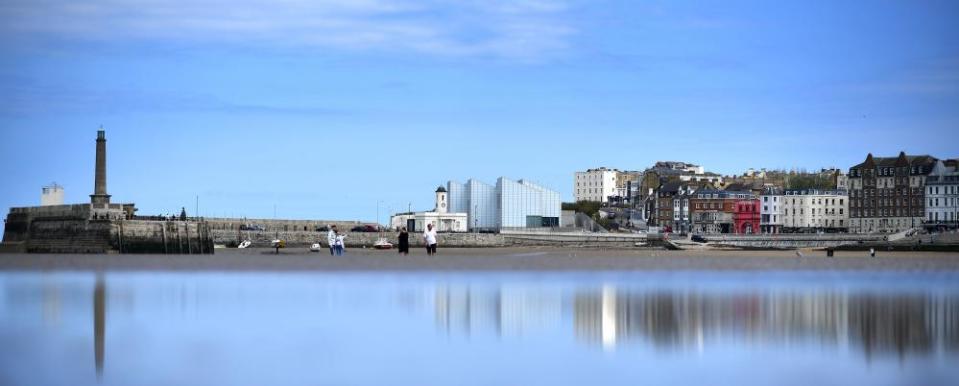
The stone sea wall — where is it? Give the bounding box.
[213,230,507,248]
[213,229,658,248]
[2,207,213,254]
[114,220,213,254]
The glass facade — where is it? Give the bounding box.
[468,179,498,230]
[447,181,469,214]
[498,178,561,228]
[446,177,561,231]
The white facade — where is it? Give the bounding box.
[447,177,561,231]
[670,185,697,233]
[40,183,64,206]
[390,186,467,232]
[574,168,619,202]
[498,178,561,228]
[782,190,848,231]
[925,160,959,227]
[678,174,723,184]
[760,188,783,234]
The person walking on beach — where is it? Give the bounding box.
[334,231,346,256]
[424,223,438,256]
[327,225,337,255]
[397,227,410,255]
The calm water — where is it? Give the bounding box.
[2,271,958,386]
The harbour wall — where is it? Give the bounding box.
[700,234,889,249]
[213,230,507,248]
[2,205,213,254]
[214,229,655,248]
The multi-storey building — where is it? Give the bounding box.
[446,177,561,231]
[925,159,959,229]
[655,182,681,230]
[760,187,783,234]
[671,184,698,234]
[614,171,642,203]
[848,152,937,233]
[654,182,700,232]
[690,190,754,234]
[733,199,761,234]
[638,161,722,225]
[781,189,849,232]
[574,167,619,203]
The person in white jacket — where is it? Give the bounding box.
[327,225,337,256]
[423,223,438,256]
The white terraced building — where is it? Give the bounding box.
[781,189,849,232]
[925,159,959,229]
[574,167,619,203]
[759,187,783,234]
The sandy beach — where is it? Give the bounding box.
[2,247,958,271]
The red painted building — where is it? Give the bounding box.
[734,199,761,234]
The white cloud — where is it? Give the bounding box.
[0,0,573,61]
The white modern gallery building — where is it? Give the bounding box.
[390,177,561,232]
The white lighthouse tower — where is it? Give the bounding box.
[435,186,448,214]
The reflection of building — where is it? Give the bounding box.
[570,287,959,355]
[433,285,562,337]
[94,276,105,379]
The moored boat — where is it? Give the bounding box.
[373,238,393,250]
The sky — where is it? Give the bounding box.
[0,0,957,222]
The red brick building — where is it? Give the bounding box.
[690,190,754,234]
[733,199,761,234]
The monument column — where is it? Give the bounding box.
[90,130,111,205]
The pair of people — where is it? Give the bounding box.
[396,223,438,256]
[326,225,346,256]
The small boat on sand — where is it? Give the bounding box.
[373,238,393,250]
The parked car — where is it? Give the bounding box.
[315,226,330,232]
[691,234,707,243]
[351,225,380,232]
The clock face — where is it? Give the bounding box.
[441,203,446,208]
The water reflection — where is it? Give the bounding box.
[4,273,958,386]
[93,275,105,380]
[433,286,563,338]
[572,289,959,355]
[434,284,959,355]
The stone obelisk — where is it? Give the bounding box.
[90,130,111,205]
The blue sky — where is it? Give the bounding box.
[1,0,957,222]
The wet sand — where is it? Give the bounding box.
[2,247,958,271]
